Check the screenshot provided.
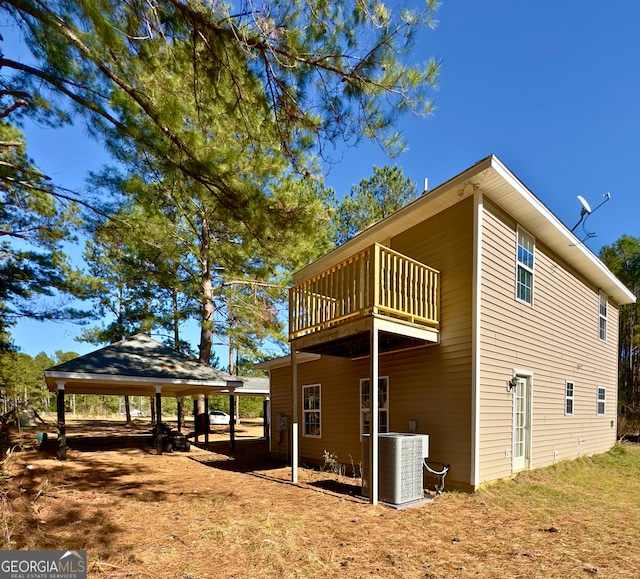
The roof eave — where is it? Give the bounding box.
[487,157,636,305]
[254,352,322,370]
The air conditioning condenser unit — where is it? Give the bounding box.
[362,433,429,505]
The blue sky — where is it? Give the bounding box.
[7,0,640,359]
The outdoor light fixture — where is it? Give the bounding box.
[507,376,518,391]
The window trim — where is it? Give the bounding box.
[359,376,389,440]
[599,293,608,342]
[302,383,321,438]
[597,386,606,416]
[516,226,535,307]
[565,380,574,416]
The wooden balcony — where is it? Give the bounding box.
[289,244,440,357]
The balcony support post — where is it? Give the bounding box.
[291,349,299,483]
[369,320,380,505]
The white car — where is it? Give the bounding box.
[130,409,144,417]
[208,410,230,425]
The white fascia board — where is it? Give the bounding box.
[373,316,439,343]
[43,371,229,388]
[225,380,245,389]
[253,352,322,370]
[220,388,269,395]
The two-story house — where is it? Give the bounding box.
[257,155,635,503]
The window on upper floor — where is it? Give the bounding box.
[599,293,608,342]
[303,384,321,438]
[516,227,535,306]
[597,386,606,416]
[565,381,574,416]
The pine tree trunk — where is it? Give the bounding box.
[197,230,215,416]
[173,288,180,349]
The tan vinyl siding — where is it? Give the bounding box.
[273,193,622,491]
[478,200,619,483]
[270,346,475,487]
[296,357,366,464]
[390,198,474,488]
[270,199,475,488]
[270,357,371,467]
[269,366,293,460]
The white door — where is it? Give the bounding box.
[512,376,529,471]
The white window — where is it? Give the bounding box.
[565,381,574,416]
[597,387,606,416]
[360,377,389,437]
[516,228,535,306]
[599,293,608,342]
[303,384,321,438]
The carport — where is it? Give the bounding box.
[43,334,244,458]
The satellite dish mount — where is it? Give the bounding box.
[570,193,611,240]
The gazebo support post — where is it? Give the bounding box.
[193,399,198,441]
[56,381,67,460]
[204,396,209,444]
[263,398,270,442]
[229,394,236,451]
[176,397,183,433]
[155,387,163,455]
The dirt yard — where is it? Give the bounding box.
[2,418,640,578]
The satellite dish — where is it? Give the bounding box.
[577,195,592,215]
[571,193,610,236]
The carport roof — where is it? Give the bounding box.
[44,333,244,397]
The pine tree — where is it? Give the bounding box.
[1,0,439,369]
[333,164,419,245]
[85,166,333,366]
[1,0,439,242]
[600,235,640,407]
[0,121,87,349]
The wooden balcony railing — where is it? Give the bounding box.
[289,244,440,340]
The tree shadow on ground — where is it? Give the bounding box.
[5,424,204,555]
[40,433,156,454]
[306,478,362,497]
[191,439,366,501]
[190,439,286,473]
[4,453,155,557]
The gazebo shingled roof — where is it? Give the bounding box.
[44,333,244,397]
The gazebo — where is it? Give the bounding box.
[43,334,245,458]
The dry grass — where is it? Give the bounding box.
[2,419,640,578]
